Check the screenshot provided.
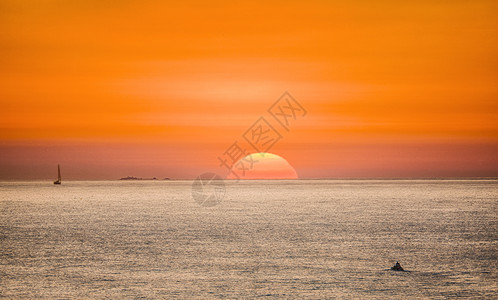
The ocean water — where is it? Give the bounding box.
[0,180,496,299]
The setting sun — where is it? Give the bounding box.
[227,153,298,180]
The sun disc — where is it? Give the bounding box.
[227,152,298,179]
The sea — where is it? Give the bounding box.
[0,180,496,299]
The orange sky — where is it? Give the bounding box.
[1,0,497,179]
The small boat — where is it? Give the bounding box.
[54,164,61,185]
[391,261,404,271]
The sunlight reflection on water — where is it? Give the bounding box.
[0,180,497,298]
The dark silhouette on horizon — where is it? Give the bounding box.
[54,164,61,185]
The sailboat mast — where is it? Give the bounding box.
[54,164,62,184]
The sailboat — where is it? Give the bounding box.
[54,164,61,185]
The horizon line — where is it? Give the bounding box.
[1,177,498,182]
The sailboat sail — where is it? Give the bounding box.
[54,164,61,184]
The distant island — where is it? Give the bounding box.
[119,176,171,180]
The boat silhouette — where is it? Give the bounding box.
[54,164,61,185]
[391,261,404,271]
